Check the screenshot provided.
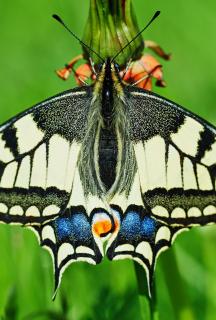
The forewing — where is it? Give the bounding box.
[127,87,216,227]
[0,88,90,225]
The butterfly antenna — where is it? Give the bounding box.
[111,11,161,62]
[52,14,105,63]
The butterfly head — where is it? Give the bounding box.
[96,58,121,78]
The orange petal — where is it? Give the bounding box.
[145,40,171,60]
[122,68,132,82]
[137,77,153,91]
[56,68,72,80]
[140,55,163,80]
[75,64,93,85]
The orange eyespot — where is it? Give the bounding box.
[93,219,113,237]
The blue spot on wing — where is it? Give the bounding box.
[56,217,71,238]
[70,214,92,241]
[54,213,92,243]
[141,217,156,237]
[119,211,141,241]
[118,211,157,242]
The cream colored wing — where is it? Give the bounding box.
[128,88,216,227]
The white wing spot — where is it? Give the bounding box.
[197,164,213,190]
[58,243,74,266]
[115,244,134,252]
[76,246,95,255]
[113,254,133,261]
[144,136,166,190]
[46,134,70,191]
[171,207,186,218]
[77,257,96,265]
[43,205,60,216]
[42,225,56,243]
[15,156,31,188]
[152,205,169,217]
[26,206,40,217]
[155,226,171,243]
[203,205,216,216]
[187,207,201,217]
[171,117,204,157]
[0,203,8,214]
[14,114,45,154]
[31,143,47,189]
[0,133,14,162]
[10,205,24,216]
[183,157,197,190]
[201,140,216,166]
[135,241,153,265]
[1,162,18,188]
[167,145,182,189]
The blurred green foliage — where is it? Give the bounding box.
[0,0,216,319]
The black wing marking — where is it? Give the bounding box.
[127,87,216,227]
[0,87,91,225]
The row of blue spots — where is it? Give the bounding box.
[119,211,157,241]
[54,213,92,243]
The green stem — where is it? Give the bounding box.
[161,249,195,320]
[133,262,155,320]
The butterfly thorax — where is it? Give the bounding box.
[101,59,114,127]
[95,58,122,128]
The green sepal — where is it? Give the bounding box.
[82,0,144,66]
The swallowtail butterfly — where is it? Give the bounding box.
[0,57,216,297]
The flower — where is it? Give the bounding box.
[122,54,166,90]
[56,0,170,91]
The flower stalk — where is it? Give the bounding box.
[82,0,144,65]
[56,0,170,91]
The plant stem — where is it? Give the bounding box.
[161,249,195,320]
[133,262,156,320]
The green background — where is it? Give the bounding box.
[0,0,216,319]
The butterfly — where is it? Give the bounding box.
[0,56,216,298]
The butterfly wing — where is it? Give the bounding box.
[0,87,89,224]
[107,86,216,295]
[32,206,103,298]
[0,86,106,293]
[128,87,216,226]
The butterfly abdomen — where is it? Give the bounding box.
[98,128,118,190]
